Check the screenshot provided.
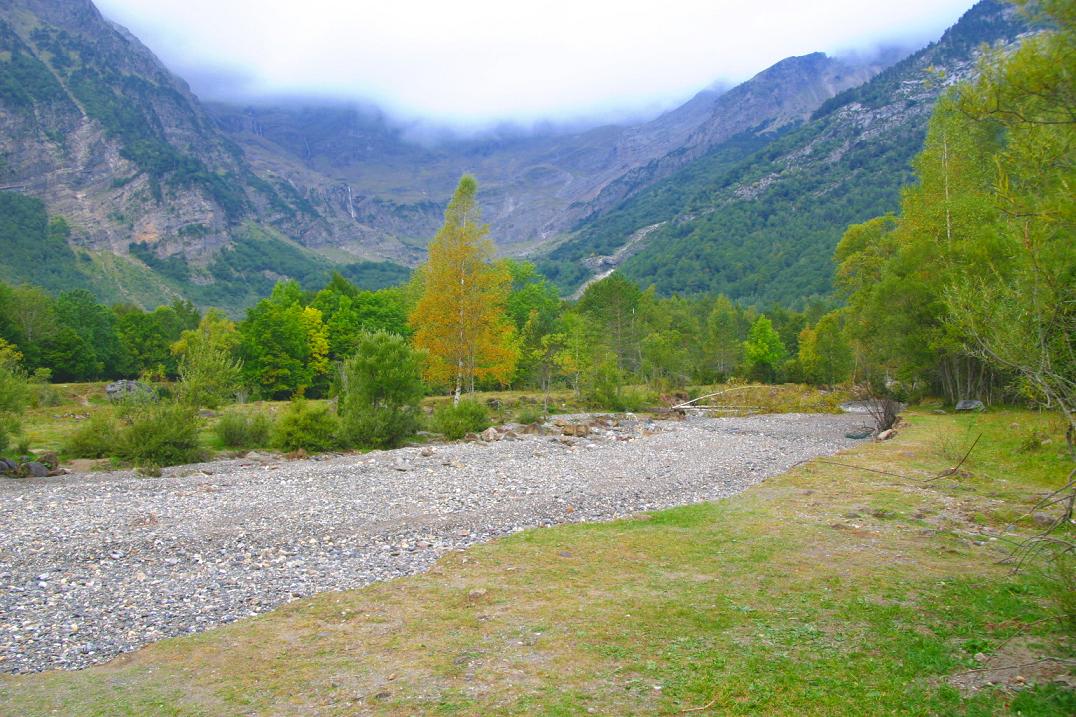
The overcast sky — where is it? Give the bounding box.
[95,0,976,127]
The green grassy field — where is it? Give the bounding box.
[1,408,1072,715]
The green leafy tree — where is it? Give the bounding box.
[311,274,411,362]
[946,0,1075,443]
[238,281,329,399]
[798,312,854,386]
[0,341,28,453]
[114,304,186,376]
[577,273,642,373]
[175,338,243,410]
[706,295,747,380]
[641,330,690,389]
[337,331,426,448]
[743,316,787,383]
[39,326,97,381]
[54,289,125,377]
[6,284,57,369]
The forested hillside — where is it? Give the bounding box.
[543,0,1031,306]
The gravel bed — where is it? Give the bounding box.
[0,412,870,673]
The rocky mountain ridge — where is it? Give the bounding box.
[210,51,886,257]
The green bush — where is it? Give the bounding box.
[215,410,273,449]
[586,364,652,412]
[28,368,61,408]
[271,400,339,453]
[337,331,425,449]
[116,402,206,468]
[431,399,490,440]
[63,413,120,459]
[515,405,546,425]
[0,358,28,453]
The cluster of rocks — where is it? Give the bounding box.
[104,380,156,403]
[0,452,66,479]
[465,414,660,444]
[0,412,868,673]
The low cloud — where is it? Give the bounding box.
[96,0,975,128]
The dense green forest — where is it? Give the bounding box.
[0,193,90,293]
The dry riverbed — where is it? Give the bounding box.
[0,412,870,673]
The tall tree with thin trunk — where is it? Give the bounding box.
[411,175,517,404]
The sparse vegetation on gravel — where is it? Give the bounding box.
[1,409,1072,715]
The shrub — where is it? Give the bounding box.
[28,368,61,408]
[271,400,339,453]
[431,399,490,440]
[515,405,546,425]
[63,413,120,458]
[0,355,28,453]
[337,331,426,448]
[175,338,243,409]
[116,402,206,468]
[582,361,653,412]
[215,410,273,449]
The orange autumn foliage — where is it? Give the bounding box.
[410,175,518,401]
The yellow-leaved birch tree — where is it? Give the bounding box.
[410,175,518,403]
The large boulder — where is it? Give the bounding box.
[954,399,985,412]
[105,380,157,403]
[20,461,49,478]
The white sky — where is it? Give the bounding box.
[95,0,976,126]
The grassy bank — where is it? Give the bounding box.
[1,409,1072,715]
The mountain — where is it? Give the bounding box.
[0,0,407,310]
[543,0,1031,305]
[208,52,884,258]
[0,0,1027,311]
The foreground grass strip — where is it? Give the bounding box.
[1,410,1073,715]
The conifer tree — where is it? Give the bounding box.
[410,176,518,403]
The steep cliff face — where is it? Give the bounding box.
[547,0,1030,305]
[0,0,323,262]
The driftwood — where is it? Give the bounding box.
[673,386,759,410]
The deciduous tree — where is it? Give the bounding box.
[410,176,518,403]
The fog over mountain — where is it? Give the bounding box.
[0,0,1029,311]
[94,0,974,130]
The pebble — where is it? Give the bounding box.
[0,413,865,673]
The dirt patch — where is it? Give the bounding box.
[946,636,1074,696]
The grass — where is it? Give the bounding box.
[1,409,1072,715]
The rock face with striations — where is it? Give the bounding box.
[0,0,327,261]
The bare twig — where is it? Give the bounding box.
[929,432,983,480]
[673,386,758,409]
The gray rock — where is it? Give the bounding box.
[954,400,985,412]
[105,380,156,403]
[22,462,49,478]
